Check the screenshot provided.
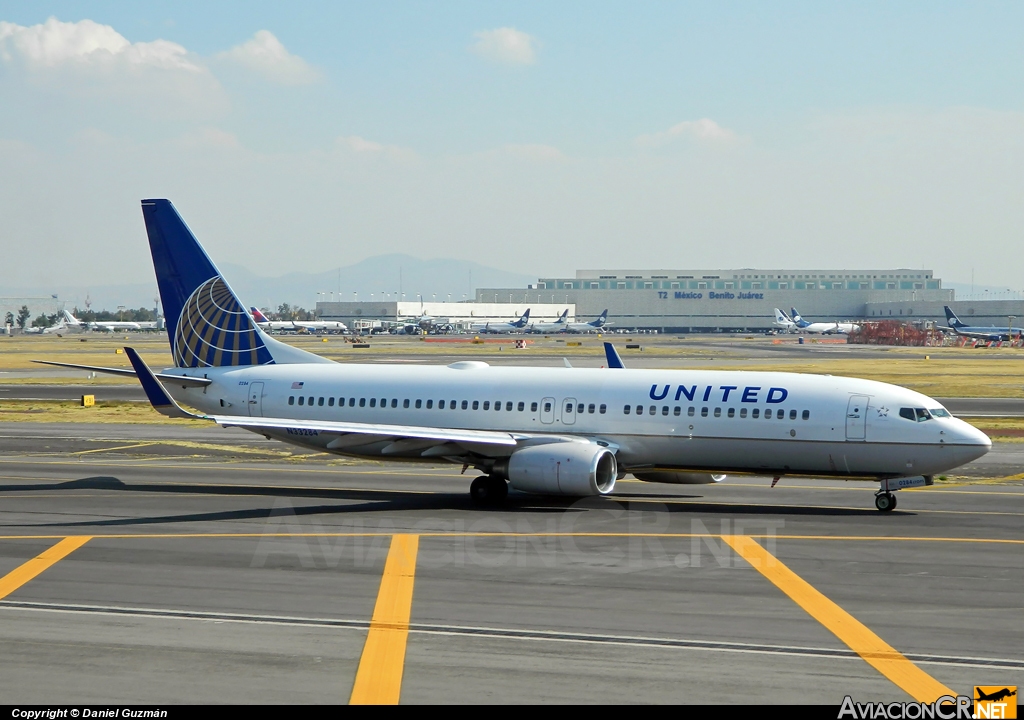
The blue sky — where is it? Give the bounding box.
[1,2,1023,289]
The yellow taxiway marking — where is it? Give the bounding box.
[723,534,955,703]
[0,531,1022,545]
[349,534,419,705]
[0,536,91,601]
[70,442,159,455]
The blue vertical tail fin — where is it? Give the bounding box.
[141,200,329,368]
[944,306,964,328]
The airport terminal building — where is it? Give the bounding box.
[475,268,955,332]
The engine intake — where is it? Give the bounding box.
[632,471,727,485]
[497,443,617,496]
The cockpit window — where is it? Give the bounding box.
[929,408,951,418]
[900,407,932,422]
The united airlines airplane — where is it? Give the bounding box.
[41,200,991,512]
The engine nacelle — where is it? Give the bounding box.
[632,471,727,485]
[498,443,618,496]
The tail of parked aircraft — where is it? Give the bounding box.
[789,308,810,328]
[557,309,568,323]
[513,308,531,328]
[590,309,609,328]
[141,200,329,369]
[250,306,271,323]
[774,308,791,324]
[944,306,965,328]
[62,309,83,326]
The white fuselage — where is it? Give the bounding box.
[163,363,990,479]
[798,322,858,335]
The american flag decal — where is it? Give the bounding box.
[291,381,304,389]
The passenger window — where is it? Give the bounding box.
[599,404,606,414]
[462,400,469,409]
[380,398,386,407]
[289,396,295,405]
[495,401,501,411]
[789,409,796,420]
[565,403,572,414]
[673,406,681,416]
[349,398,355,407]
[588,404,595,414]
[764,408,771,419]
[370,398,376,408]
[636,405,644,415]
[740,408,747,418]
[727,408,735,418]
[752,408,759,418]
[298,396,304,406]
[439,400,446,409]
[532,402,539,412]
[713,407,721,417]
[318,397,324,406]
[359,398,366,407]
[899,408,916,421]
[415,399,422,409]
[649,405,656,415]
[518,402,525,411]
[508,402,514,412]
[451,400,457,410]
[544,402,551,412]
[483,401,490,410]
[577,403,584,414]
[473,401,480,410]
[624,405,631,415]
[426,400,433,409]
[662,406,669,416]
[393,399,399,408]
[701,407,708,417]
[328,397,334,407]
[308,396,314,405]
[688,407,695,417]
[403,399,410,408]
[802,410,809,420]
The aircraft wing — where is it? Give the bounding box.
[122,347,518,448]
[32,359,212,388]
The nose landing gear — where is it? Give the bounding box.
[874,492,897,512]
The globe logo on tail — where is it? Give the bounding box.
[173,277,273,367]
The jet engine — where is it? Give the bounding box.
[632,471,727,484]
[493,443,618,496]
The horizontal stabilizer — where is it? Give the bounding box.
[32,359,212,388]
[123,347,200,419]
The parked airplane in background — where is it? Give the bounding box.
[63,309,158,332]
[790,308,859,335]
[473,308,531,334]
[529,309,569,334]
[394,309,453,335]
[772,308,797,333]
[564,309,610,333]
[942,306,1024,342]
[250,307,295,333]
[35,199,991,513]
[293,317,350,334]
[24,316,73,335]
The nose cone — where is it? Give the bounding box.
[950,419,992,464]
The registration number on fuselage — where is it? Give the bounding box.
[286,428,319,436]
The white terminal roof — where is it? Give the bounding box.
[571,269,935,280]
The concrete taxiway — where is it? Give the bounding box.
[0,427,1021,704]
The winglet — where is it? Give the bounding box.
[123,347,199,419]
[604,342,625,369]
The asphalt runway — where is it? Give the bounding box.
[5,383,1024,417]
[0,427,1021,704]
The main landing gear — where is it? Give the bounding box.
[874,492,897,512]
[470,475,508,506]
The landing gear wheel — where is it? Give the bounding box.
[874,493,897,512]
[470,476,508,506]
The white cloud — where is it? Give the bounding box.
[216,30,318,85]
[635,118,741,147]
[336,135,417,161]
[470,27,537,66]
[0,17,202,72]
